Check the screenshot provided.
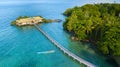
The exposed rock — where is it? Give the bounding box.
[71,36,79,41]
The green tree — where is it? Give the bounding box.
[63,3,120,56]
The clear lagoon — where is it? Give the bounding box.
[0,0,120,67]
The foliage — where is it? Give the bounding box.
[43,19,53,22]
[43,19,61,22]
[63,3,120,56]
[11,20,16,25]
[16,16,29,20]
[11,16,29,25]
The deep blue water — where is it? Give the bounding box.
[0,0,120,67]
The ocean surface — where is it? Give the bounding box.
[0,0,120,67]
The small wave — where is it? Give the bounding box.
[37,50,55,54]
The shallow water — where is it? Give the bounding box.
[0,0,120,67]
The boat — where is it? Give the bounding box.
[37,50,55,54]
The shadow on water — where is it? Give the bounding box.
[68,40,119,67]
[81,42,119,67]
[106,58,119,67]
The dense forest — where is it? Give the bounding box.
[63,3,120,56]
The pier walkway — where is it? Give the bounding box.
[34,24,96,67]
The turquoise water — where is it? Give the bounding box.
[0,0,120,67]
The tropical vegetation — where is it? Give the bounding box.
[63,3,120,56]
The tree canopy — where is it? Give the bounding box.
[63,3,120,56]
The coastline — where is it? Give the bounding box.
[63,3,120,67]
[1,0,120,67]
[67,31,119,67]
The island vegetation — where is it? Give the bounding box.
[63,3,120,56]
[11,16,61,26]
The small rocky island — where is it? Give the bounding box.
[11,16,62,26]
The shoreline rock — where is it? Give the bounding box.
[71,36,79,41]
